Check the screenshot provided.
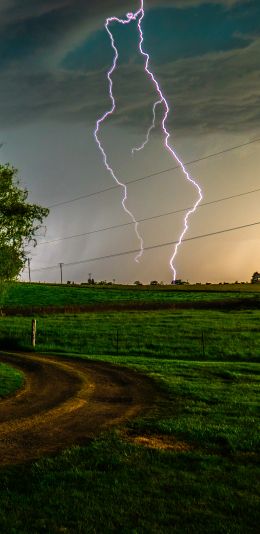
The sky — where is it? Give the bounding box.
[0,0,259,284]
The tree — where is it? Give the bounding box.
[251,272,260,284]
[0,164,49,281]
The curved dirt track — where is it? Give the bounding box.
[0,352,158,466]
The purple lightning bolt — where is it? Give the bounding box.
[94,13,144,263]
[95,1,203,280]
[132,100,161,155]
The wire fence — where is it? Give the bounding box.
[0,315,259,361]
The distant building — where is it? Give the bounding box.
[251,272,260,283]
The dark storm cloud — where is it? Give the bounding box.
[0,0,132,29]
[0,0,258,134]
[0,0,249,27]
[0,35,258,135]
[66,35,260,134]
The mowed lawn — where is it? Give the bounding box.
[0,283,259,532]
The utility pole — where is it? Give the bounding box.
[59,263,64,284]
[27,258,31,283]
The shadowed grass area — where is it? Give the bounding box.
[0,437,258,534]
[0,362,24,398]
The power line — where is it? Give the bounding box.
[47,137,260,209]
[31,220,260,272]
[39,186,260,245]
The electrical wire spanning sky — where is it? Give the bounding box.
[95,0,203,280]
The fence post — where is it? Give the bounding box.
[31,319,37,348]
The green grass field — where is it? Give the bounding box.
[0,308,259,360]
[0,282,259,532]
[1,281,260,309]
[0,362,23,398]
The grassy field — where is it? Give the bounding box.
[0,282,259,532]
[0,281,260,310]
[0,362,23,398]
[0,308,259,360]
[0,356,259,533]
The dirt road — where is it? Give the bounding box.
[0,352,157,466]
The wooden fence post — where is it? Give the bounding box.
[31,319,37,348]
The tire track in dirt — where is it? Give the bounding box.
[0,352,157,466]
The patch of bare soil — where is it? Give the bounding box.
[0,352,158,466]
[122,431,191,452]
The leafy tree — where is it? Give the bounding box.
[251,272,260,284]
[0,163,49,281]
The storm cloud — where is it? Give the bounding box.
[0,0,258,135]
[1,0,259,285]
